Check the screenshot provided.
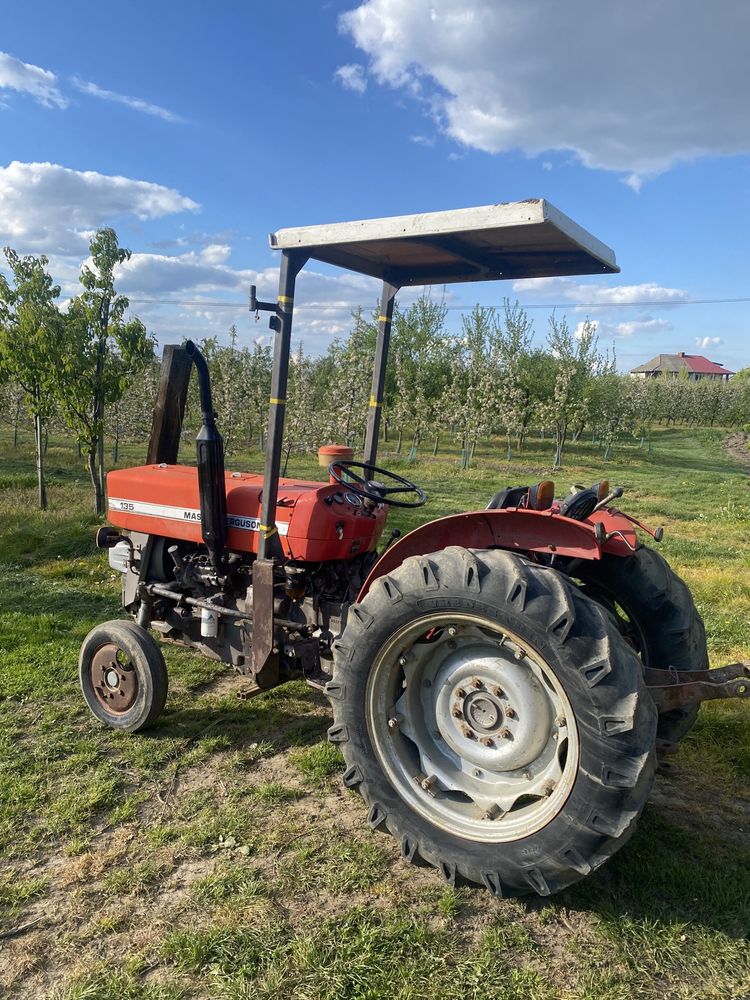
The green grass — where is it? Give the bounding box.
[1,424,749,1000]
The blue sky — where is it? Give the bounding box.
[1,0,749,370]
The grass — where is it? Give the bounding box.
[0,424,748,1000]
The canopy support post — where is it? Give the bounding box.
[257,249,308,561]
[364,280,398,471]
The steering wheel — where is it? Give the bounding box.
[329,460,427,509]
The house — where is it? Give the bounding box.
[629,352,735,381]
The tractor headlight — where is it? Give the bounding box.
[108,540,132,574]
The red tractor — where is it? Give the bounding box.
[80,200,749,896]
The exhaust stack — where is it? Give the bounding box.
[185,341,227,576]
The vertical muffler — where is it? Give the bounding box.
[185,341,227,576]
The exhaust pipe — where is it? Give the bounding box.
[185,341,227,576]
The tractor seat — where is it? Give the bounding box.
[485,486,529,510]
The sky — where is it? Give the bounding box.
[1,0,749,371]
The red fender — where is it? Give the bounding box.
[359,507,638,599]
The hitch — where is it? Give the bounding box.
[645,662,750,712]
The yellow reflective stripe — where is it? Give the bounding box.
[259,524,278,538]
[278,295,293,305]
[378,315,390,323]
[269,397,286,405]
[369,396,382,407]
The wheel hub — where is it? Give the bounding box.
[366,614,578,843]
[464,691,500,731]
[90,643,138,715]
[434,646,553,771]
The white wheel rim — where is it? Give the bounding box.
[365,613,580,843]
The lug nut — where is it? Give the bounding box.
[461,725,476,740]
[492,686,505,698]
[514,647,526,660]
[387,715,402,730]
[452,707,462,718]
[499,727,512,740]
[472,677,483,689]
[398,655,408,666]
[420,774,437,792]
[447,626,457,637]
[456,687,466,699]
[480,736,495,748]
[483,804,502,820]
[505,706,517,720]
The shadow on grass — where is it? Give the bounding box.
[558,806,750,942]
[151,686,330,756]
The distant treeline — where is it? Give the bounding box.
[2,235,749,512]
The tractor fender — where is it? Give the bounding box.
[359,507,637,599]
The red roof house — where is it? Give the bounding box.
[629,352,735,381]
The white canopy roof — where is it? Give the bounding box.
[269,199,618,286]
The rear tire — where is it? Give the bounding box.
[327,547,656,896]
[79,620,168,733]
[573,546,707,745]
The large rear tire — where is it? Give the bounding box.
[573,545,707,745]
[327,547,656,896]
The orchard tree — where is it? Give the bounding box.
[542,315,600,468]
[283,343,320,470]
[323,308,374,446]
[56,229,154,514]
[0,249,64,508]
[0,377,25,448]
[490,300,534,460]
[444,305,495,467]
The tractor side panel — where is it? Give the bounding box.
[107,465,387,562]
[359,508,637,599]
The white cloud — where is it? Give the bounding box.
[110,248,387,351]
[71,77,184,123]
[410,134,435,147]
[0,161,199,254]
[340,0,750,184]
[695,335,722,349]
[0,51,67,108]
[615,317,672,337]
[334,63,367,94]
[511,276,690,308]
[576,315,672,340]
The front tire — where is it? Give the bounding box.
[79,620,168,733]
[327,547,656,896]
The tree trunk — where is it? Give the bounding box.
[96,430,106,516]
[432,434,439,456]
[88,444,105,516]
[396,428,403,454]
[112,407,120,464]
[34,413,47,510]
[12,397,21,448]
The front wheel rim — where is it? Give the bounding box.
[89,642,139,715]
[365,613,579,843]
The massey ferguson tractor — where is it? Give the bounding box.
[80,200,750,896]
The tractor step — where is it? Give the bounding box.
[645,662,750,712]
[303,667,333,693]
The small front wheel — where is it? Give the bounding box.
[79,620,168,733]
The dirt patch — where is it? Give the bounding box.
[722,432,750,473]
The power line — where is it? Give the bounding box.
[126,294,750,311]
